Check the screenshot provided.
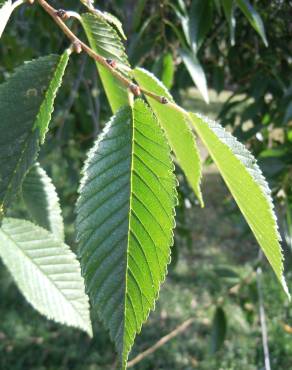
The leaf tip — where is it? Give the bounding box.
[86,323,94,338]
[281,275,291,301]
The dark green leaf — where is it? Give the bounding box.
[236,0,268,46]
[210,306,227,353]
[189,0,214,52]
[222,0,236,45]
[80,13,130,112]
[283,101,292,124]
[81,0,127,40]
[0,52,69,219]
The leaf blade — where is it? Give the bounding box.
[22,163,64,241]
[80,0,127,39]
[133,67,204,206]
[210,306,227,353]
[76,100,177,367]
[222,0,236,46]
[162,53,175,89]
[189,0,214,52]
[0,0,12,38]
[0,218,92,335]
[80,13,130,112]
[236,0,268,47]
[190,113,289,297]
[0,52,69,218]
[179,48,209,104]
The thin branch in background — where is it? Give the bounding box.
[127,318,194,368]
[126,260,261,369]
[56,54,87,140]
[256,259,271,370]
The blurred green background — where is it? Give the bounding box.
[0,0,292,369]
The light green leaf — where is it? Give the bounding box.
[162,53,175,89]
[0,51,69,219]
[80,13,130,113]
[22,163,64,241]
[222,0,236,46]
[133,67,203,206]
[0,0,12,38]
[179,48,209,103]
[151,52,174,90]
[190,113,289,297]
[76,100,177,368]
[0,218,92,336]
[236,0,268,47]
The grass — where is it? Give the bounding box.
[1,90,292,370]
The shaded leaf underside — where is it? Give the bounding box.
[0,218,92,335]
[0,0,12,38]
[76,99,177,367]
[22,163,64,241]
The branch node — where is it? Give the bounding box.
[55,9,69,20]
[160,96,169,104]
[106,59,117,69]
[71,40,83,54]
[129,83,141,96]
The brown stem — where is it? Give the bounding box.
[36,0,180,109]
[37,0,130,86]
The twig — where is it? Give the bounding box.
[127,261,261,369]
[256,263,271,370]
[127,318,194,367]
[36,0,181,110]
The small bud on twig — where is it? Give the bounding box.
[55,9,69,20]
[71,40,83,54]
[160,96,169,104]
[129,83,141,96]
[106,58,117,69]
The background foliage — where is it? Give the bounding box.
[0,0,292,369]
